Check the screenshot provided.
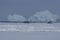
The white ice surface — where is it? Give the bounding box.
[0,23,60,32]
[0,23,60,40]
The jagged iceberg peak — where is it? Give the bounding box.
[7,14,26,22]
[28,10,60,23]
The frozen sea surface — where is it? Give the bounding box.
[0,23,60,40]
[0,23,60,32]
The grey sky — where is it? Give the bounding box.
[0,0,60,21]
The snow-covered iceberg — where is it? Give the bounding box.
[28,10,60,23]
[7,14,26,22]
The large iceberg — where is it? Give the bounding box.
[28,10,60,23]
[7,14,26,22]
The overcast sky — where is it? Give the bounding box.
[0,0,60,21]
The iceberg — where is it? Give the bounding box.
[28,10,60,23]
[7,14,26,22]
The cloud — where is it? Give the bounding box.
[28,10,60,23]
[7,14,26,22]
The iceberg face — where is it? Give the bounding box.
[28,10,60,23]
[7,14,26,22]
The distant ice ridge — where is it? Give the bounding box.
[0,23,60,32]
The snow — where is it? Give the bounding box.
[7,14,26,21]
[0,23,60,32]
[28,10,60,23]
[0,23,60,40]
